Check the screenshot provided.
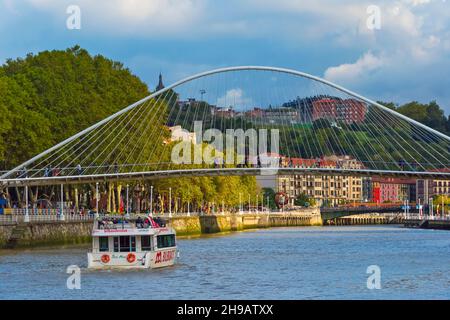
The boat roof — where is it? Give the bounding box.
[92,226,175,237]
[94,214,156,221]
[93,214,175,236]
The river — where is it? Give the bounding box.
[1,225,450,299]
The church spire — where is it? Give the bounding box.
[156,72,164,91]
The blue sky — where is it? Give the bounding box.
[1,0,450,114]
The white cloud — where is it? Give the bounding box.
[26,0,206,36]
[216,88,252,110]
[324,52,384,84]
[401,0,432,6]
[2,0,450,112]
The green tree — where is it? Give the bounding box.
[262,188,277,210]
[294,192,316,207]
[0,46,150,170]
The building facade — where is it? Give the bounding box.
[277,155,363,207]
[369,177,416,204]
[416,178,450,204]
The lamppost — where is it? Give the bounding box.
[418,198,422,217]
[429,197,433,217]
[126,184,129,217]
[169,187,172,217]
[150,185,153,216]
[403,198,407,218]
[24,184,29,222]
[60,184,65,221]
[239,193,242,214]
[95,182,99,218]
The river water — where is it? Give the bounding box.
[1,225,450,300]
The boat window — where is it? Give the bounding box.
[99,236,109,252]
[113,237,119,252]
[157,234,176,248]
[114,236,136,252]
[130,236,136,252]
[141,236,152,251]
[119,236,130,252]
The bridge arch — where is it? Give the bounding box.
[1,66,450,186]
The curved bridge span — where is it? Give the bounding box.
[1,66,450,187]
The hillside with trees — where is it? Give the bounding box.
[0,45,150,169]
[0,47,260,211]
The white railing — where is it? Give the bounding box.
[5,208,91,216]
[0,208,321,225]
[0,213,95,225]
[403,214,450,221]
[151,209,278,217]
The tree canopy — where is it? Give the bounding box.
[0,46,149,169]
[0,46,261,210]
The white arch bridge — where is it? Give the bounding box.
[1,66,450,187]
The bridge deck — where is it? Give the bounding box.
[2,167,450,187]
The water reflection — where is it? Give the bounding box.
[1,226,450,300]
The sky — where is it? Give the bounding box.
[1,0,450,114]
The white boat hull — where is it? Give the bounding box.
[87,248,177,269]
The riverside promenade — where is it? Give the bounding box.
[0,209,322,248]
[0,209,418,248]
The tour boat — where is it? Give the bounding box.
[87,215,177,269]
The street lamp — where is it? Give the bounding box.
[429,197,433,217]
[60,184,65,221]
[24,183,29,223]
[126,184,129,217]
[95,182,99,218]
[239,193,242,214]
[150,185,153,216]
[169,187,172,217]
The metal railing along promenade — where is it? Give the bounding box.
[0,208,308,225]
[0,213,95,225]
